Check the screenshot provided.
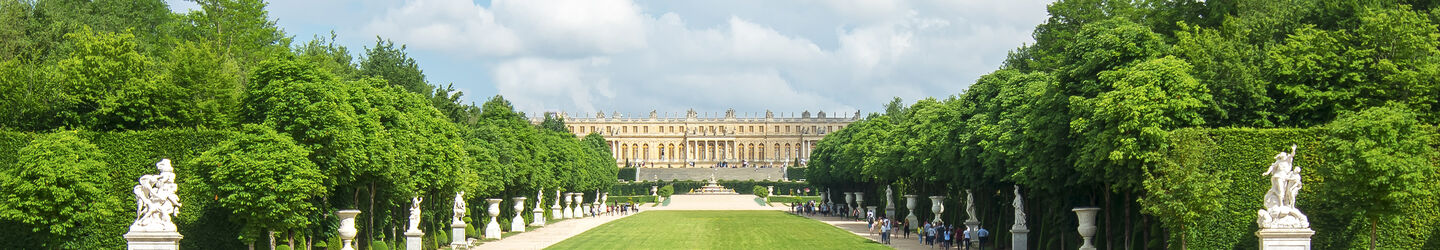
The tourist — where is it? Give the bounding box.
[880,217,892,245]
[925,222,936,247]
[941,225,952,249]
[901,219,910,239]
[977,226,989,248]
[960,227,971,249]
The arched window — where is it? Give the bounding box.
[785,144,792,159]
[621,144,629,161]
[758,144,766,161]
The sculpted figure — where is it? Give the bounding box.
[1257,145,1309,229]
[131,159,182,231]
[1013,186,1027,228]
[408,196,422,232]
[453,191,467,224]
[965,190,977,221]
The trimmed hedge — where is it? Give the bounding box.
[606,195,657,204]
[786,167,806,180]
[0,129,240,249]
[617,167,637,181]
[1162,127,1440,249]
[766,196,822,204]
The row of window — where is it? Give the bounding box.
[569,124,843,135]
[613,141,814,162]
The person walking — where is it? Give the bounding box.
[925,222,937,247]
[880,217,892,245]
[901,220,910,239]
[977,227,990,249]
[941,225,952,249]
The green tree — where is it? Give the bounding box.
[191,124,326,246]
[360,37,430,96]
[1321,104,1438,248]
[0,131,122,249]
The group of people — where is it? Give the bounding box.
[911,221,989,249]
[793,200,843,216]
[788,200,991,249]
[598,202,641,217]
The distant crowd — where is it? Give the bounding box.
[790,201,991,249]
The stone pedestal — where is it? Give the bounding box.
[567,192,578,218]
[1073,207,1100,250]
[511,197,527,232]
[843,192,855,217]
[866,206,877,218]
[965,219,981,249]
[484,198,502,240]
[405,231,423,250]
[531,207,546,226]
[904,195,919,230]
[1011,229,1029,250]
[1256,228,1314,250]
[450,222,468,248]
[124,231,183,250]
[337,210,361,250]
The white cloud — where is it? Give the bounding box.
[354,0,1055,116]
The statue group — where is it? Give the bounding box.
[132,159,182,232]
[1258,145,1309,229]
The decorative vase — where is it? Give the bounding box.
[1073,207,1101,250]
[571,193,584,218]
[904,195,919,229]
[561,193,573,219]
[844,192,855,213]
[337,210,360,250]
[485,199,502,239]
[929,196,946,223]
[511,197,527,232]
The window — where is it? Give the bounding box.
[774,126,779,133]
[623,126,628,133]
[644,126,649,133]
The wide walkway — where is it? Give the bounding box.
[471,209,639,249]
[801,214,941,250]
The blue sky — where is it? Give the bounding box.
[166,0,1055,118]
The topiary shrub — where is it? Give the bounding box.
[326,237,341,250]
[466,224,479,239]
[753,186,770,199]
[275,245,292,250]
[370,240,388,250]
[658,184,675,197]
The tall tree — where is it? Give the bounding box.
[360,37,431,96]
[0,131,122,249]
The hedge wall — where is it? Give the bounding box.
[606,195,657,204]
[1165,128,1440,249]
[0,129,241,249]
[617,167,637,181]
[786,167,806,180]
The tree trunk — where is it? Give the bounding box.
[288,231,295,250]
[369,182,376,250]
[1370,218,1378,250]
[1104,189,1111,250]
[1124,192,1131,250]
[268,231,275,250]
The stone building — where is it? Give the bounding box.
[537,109,858,168]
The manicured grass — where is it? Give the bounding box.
[546,210,887,250]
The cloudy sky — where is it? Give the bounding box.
[167,0,1055,119]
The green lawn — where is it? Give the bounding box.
[546,210,888,250]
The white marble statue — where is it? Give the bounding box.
[885,186,893,206]
[535,189,546,208]
[453,191,467,224]
[408,196,422,233]
[131,159,182,232]
[965,190,977,222]
[1258,145,1309,229]
[1012,185,1027,230]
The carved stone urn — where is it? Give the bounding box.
[484,199,502,239]
[511,197,527,232]
[929,196,946,223]
[843,192,855,213]
[571,193,584,218]
[337,210,361,250]
[904,195,919,229]
[561,192,574,219]
[1073,207,1101,250]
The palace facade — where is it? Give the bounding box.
[539,109,858,168]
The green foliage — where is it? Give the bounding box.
[360,38,430,96]
[1320,104,1438,220]
[370,240,388,250]
[753,186,770,199]
[0,131,121,249]
[190,124,326,243]
[658,185,675,198]
[275,245,291,250]
[606,195,658,204]
[766,196,823,204]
